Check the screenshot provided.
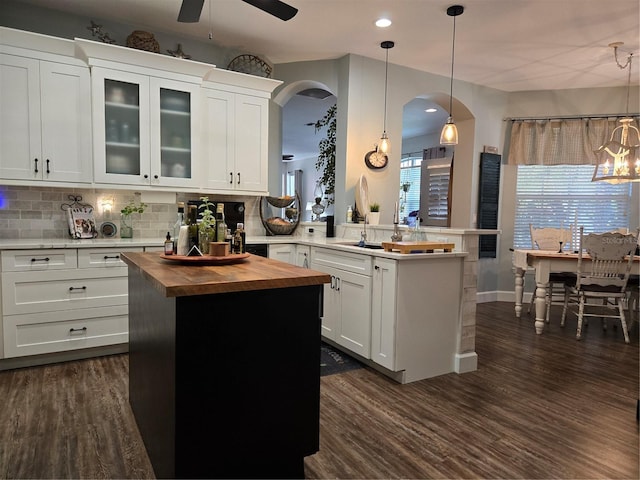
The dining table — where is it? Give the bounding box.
[513,249,640,334]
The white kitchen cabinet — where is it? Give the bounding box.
[371,257,398,370]
[201,69,281,194]
[371,256,464,383]
[294,245,311,268]
[0,50,92,183]
[0,247,141,358]
[310,247,372,358]
[91,66,201,188]
[268,243,294,263]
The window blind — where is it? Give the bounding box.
[514,164,631,248]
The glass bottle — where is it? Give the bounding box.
[216,203,226,243]
[233,222,246,254]
[186,204,199,252]
[164,232,174,255]
[173,202,185,254]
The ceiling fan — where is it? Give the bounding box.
[178,0,298,23]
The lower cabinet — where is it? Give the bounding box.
[371,257,397,370]
[267,243,294,263]
[0,247,141,359]
[310,247,372,359]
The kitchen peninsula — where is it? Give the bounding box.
[120,251,330,479]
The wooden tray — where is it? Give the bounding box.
[160,253,250,265]
[381,241,455,254]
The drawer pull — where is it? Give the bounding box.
[68,286,87,292]
[69,327,87,333]
[103,255,120,260]
[30,257,50,263]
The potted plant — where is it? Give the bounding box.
[198,197,216,254]
[368,202,381,225]
[314,104,336,206]
[120,201,147,238]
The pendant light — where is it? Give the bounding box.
[592,42,640,184]
[378,40,394,154]
[440,5,464,146]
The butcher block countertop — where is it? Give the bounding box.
[120,251,331,298]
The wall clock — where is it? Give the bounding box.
[364,150,388,169]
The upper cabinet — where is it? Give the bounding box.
[90,66,201,188]
[201,69,281,194]
[0,29,92,184]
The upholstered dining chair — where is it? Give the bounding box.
[561,227,639,343]
[528,224,575,323]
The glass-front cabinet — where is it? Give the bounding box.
[92,67,199,188]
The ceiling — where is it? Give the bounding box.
[12,0,640,161]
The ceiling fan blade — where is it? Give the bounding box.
[242,0,298,21]
[178,0,205,22]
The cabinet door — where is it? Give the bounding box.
[371,258,397,370]
[92,67,150,185]
[0,54,42,180]
[202,87,235,190]
[39,61,92,183]
[294,245,310,268]
[268,243,294,263]
[335,269,372,359]
[234,94,268,192]
[150,77,200,188]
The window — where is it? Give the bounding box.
[400,156,421,224]
[514,165,632,248]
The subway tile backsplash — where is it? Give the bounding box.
[0,185,265,240]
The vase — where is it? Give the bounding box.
[120,215,133,238]
[199,227,214,254]
[368,212,380,225]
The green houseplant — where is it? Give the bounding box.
[120,201,147,238]
[314,103,336,206]
[198,196,216,254]
[368,202,381,225]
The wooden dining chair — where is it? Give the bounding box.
[528,224,575,322]
[561,227,639,343]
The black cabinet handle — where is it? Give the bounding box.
[144,174,149,179]
[330,275,335,289]
[374,265,380,270]
[154,174,158,179]
[34,158,39,173]
[69,327,87,333]
[335,277,341,292]
[68,286,87,292]
[103,255,120,260]
[31,257,50,263]
[229,172,233,184]
[237,172,241,184]
[46,159,50,174]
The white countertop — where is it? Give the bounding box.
[0,236,467,261]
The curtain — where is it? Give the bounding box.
[507,116,640,166]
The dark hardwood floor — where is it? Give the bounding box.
[0,302,637,479]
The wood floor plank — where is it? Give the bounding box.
[0,302,637,479]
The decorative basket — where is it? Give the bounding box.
[126,30,160,53]
[260,193,301,236]
[227,54,272,78]
[265,195,295,208]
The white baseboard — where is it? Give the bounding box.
[455,352,478,373]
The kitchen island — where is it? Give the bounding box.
[120,251,330,479]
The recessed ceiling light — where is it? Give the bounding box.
[425,108,438,113]
[375,18,392,28]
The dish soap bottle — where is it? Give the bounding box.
[346,205,353,223]
[164,232,174,255]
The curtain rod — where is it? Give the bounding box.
[503,113,640,121]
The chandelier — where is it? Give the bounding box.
[592,42,640,184]
[440,5,464,146]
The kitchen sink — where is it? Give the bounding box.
[349,243,384,249]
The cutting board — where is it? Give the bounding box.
[381,241,455,254]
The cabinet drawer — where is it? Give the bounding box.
[3,305,128,358]
[1,249,77,272]
[2,268,128,315]
[310,247,372,275]
[77,247,142,268]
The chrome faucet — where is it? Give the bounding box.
[359,214,368,246]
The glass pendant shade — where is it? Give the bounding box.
[378,132,390,154]
[440,117,458,145]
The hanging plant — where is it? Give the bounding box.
[314,103,336,206]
